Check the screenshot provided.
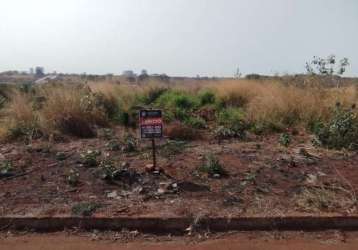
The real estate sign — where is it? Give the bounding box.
[139,109,163,139]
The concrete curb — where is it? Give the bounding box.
[1,216,358,233]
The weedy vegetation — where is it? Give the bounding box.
[0,76,357,152]
[200,153,226,177]
[71,202,100,216]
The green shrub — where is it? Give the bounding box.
[98,158,119,180]
[216,108,248,139]
[121,133,138,152]
[105,139,121,151]
[162,110,176,123]
[117,108,138,128]
[0,95,6,110]
[97,128,114,140]
[279,133,291,147]
[66,169,80,186]
[198,90,216,106]
[184,116,207,129]
[200,153,226,177]
[80,150,101,167]
[314,105,358,150]
[155,90,199,121]
[138,87,167,105]
[250,122,284,135]
[0,161,13,178]
[8,124,40,141]
[159,140,187,158]
[217,107,245,125]
[71,202,100,216]
[56,152,66,161]
[214,126,239,140]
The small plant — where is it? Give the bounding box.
[96,157,139,183]
[117,106,139,128]
[105,139,121,151]
[155,90,199,121]
[244,171,257,182]
[200,153,226,177]
[184,116,207,129]
[0,94,6,110]
[71,202,100,216]
[214,126,238,141]
[66,169,80,186]
[56,152,66,161]
[314,105,358,150]
[8,125,39,141]
[80,150,101,167]
[139,86,167,105]
[216,108,248,139]
[97,128,114,140]
[121,133,137,152]
[198,90,216,106]
[98,157,119,180]
[159,140,187,158]
[0,161,13,178]
[279,132,291,147]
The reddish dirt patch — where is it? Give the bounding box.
[0,127,357,217]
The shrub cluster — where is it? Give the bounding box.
[313,105,358,150]
[1,79,358,152]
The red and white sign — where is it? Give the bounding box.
[139,110,163,138]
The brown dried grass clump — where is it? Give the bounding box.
[0,90,39,141]
[38,85,108,137]
[210,79,358,130]
[164,121,200,140]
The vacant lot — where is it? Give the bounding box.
[0,78,358,218]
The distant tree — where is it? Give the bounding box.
[35,66,45,77]
[106,73,113,80]
[246,74,261,80]
[305,55,349,87]
[235,67,242,78]
[306,55,349,76]
[138,69,149,81]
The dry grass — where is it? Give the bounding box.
[0,91,38,140]
[210,79,358,130]
[38,85,108,137]
[88,81,139,112]
[0,84,112,140]
[0,78,357,141]
[294,185,356,213]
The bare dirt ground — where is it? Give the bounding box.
[1,231,358,250]
[1,127,357,217]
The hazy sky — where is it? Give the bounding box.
[0,0,357,76]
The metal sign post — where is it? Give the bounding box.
[151,137,156,168]
[139,109,163,169]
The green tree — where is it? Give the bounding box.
[305,55,349,87]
